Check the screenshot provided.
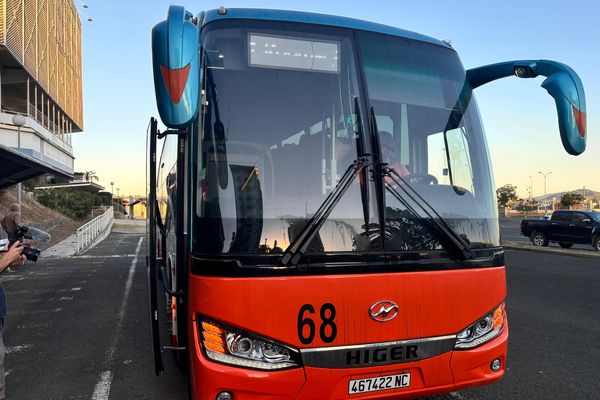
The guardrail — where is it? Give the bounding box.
[0,109,73,153]
[76,206,114,254]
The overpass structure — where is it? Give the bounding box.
[0,0,83,188]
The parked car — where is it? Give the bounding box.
[520,210,600,251]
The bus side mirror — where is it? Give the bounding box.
[152,6,201,128]
[467,60,587,155]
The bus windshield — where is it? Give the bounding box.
[356,31,499,252]
[194,20,500,258]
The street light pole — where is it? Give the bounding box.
[16,124,21,208]
[529,175,533,201]
[116,188,121,212]
[109,181,115,211]
[538,171,552,213]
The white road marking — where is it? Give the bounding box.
[16,307,62,315]
[13,321,51,330]
[71,287,82,291]
[90,236,143,400]
[450,392,470,400]
[3,297,57,304]
[60,296,74,301]
[0,275,28,282]
[6,344,33,354]
[9,287,85,295]
[74,254,138,259]
[2,274,84,283]
[8,289,63,295]
[91,371,113,400]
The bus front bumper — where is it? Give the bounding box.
[188,321,508,399]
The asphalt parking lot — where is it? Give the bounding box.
[1,232,599,399]
[2,233,187,400]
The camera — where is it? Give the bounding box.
[0,225,49,263]
[0,238,37,262]
[14,226,42,262]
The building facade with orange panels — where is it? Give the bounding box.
[0,0,83,185]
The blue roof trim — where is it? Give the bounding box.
[201,8,451,49]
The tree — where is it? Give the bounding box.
[37,188,93,219]
[84,171,99,182]
[560,193,584,208]
[97,191,113,205]
[37,188,110,220]
[22,178,38,191]
[496,184,518,208]
[514,202,536,213]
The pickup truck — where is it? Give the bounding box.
[520,210,600,251]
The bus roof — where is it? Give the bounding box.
[201,8,452,49]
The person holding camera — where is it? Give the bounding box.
[1,204,21,242]
[0,240,26,399]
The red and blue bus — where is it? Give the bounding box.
[147,6,587,399]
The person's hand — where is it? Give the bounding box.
[0,241,26,272]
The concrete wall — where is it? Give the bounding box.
[0,111,73,175]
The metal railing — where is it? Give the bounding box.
[0,109,73,153]
[76,206,114,254]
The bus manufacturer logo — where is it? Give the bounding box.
[369,301,398,322]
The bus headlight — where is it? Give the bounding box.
[455,303,505,349]
[199,318,301,370]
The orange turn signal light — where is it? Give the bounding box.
[201,321,224,335]
[203,331,225,346]
[203,340,226,354]
[201,320,227,354]
[492,303,505,330]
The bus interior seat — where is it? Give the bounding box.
[297,129,330,194]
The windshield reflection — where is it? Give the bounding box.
[357,30,500,249]
[195,22,373,254]
[193,21,500,257]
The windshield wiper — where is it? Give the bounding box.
[280,156,371,267]
[353,97,370,235]
[370,107,387,249]
[382,166,476,260]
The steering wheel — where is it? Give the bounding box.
[405,173,438,185]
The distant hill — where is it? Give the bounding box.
[535,188,600,202]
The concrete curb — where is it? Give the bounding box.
[43,225,114,259]
[503,241,600,259]
[111,219,145,234]
[42,233,79,258]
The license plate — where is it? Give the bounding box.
[348,373,410,395]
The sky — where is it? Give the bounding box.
[72,0,600,199]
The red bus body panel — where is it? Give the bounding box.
[187,266,507,399]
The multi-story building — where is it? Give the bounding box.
[0,0,82,188]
